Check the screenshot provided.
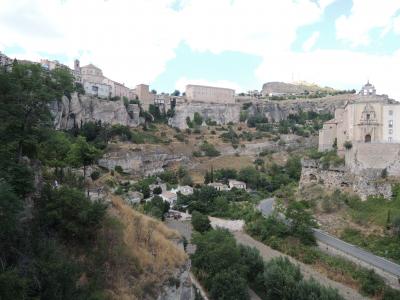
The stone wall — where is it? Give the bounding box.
[345,142,400,177]
[300,159,393,200]
[50,93,141,130]
[168,101,240,129]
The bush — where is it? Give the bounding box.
[344,141,352,150]
[90,170,101,181]
[37,186,107,243]
[114,165,124,174]
[191,211,211,233]
[153,186,162,195]
[200,142,220,157]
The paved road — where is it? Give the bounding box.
[257,198,400,278]
[314,229,400,277]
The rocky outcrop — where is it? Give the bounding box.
[261,81,336,96]
[158,261,195,300]
[50,93,141,130]
[169,101,240,129]
[247,95,354,122]
[217,135,317,156]
[300,159,393,200]
[98,146,189,176]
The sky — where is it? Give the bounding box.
[1,0,400,98]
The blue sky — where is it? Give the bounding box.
[1,0,400,98]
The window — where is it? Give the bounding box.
[366,114,370,120]
[389,129,393,135]
[389,110,393,116]
[388,137,392,142]
[389,120,393,128]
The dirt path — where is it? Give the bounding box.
[233,232,368,300]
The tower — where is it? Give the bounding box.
[74,59,80,72]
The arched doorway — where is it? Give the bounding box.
[365,134,371,143]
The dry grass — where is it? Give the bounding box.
[189,154,255,184]
[104,195,187,299]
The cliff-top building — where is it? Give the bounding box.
[185,84,235,104]
[318,81,400,176]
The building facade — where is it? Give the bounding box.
[83,81,112,99]
[185,84,235,104]
[319,82,400,155]
[135,84,155,111]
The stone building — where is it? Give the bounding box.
[135,84,156,111]
[318,81,400,176]
[83,81,112,99]
[185,84,235,104]
[76,60,134,100]
[0,52,13,70]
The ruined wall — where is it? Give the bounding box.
[50,93,141,130]
[169,101,240,129]
[300,159,392,200]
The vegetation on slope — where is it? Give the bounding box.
[191,228,343,300]
[0,62,186,299]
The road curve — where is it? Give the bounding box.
[257,198,400,278]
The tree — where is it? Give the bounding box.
[38,131,72,174]
[0,63,74,161]
[153,186,162,195]
[37,186,107,242]
[67,136,102,178]
[0,182,23,254]
[191,211,211,233]
[171,90,180,96]
[285,201,317,245]
[193,112,203,126]
[209,269,249,300]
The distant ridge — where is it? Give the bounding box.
[262,81,336,96]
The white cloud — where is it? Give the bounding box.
[178,0,329,55]
[0,0,182,87]
[335,0,400,46]
[1,0,400,101]
[302,31,320,52]
[175,77,243,93]
[0,0,331,88]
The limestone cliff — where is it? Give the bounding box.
[98,145,189,176]
[50,93,141,130]
[246,95,354,122]
[169,101,240,129]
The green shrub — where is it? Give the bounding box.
[90,170,101,181]
[114,165,124,174]
[191,211,211,233]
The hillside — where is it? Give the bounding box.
[261,81,337,95]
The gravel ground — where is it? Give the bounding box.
[233,232,368,300]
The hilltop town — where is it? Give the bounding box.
[1,51,400,300]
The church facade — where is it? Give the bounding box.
[319,82,400,155]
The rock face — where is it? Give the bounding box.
[98,146,189,176]
[217,135,318,156]
[247,95,353,122]
[169,101,240,129]
[50,93,141,130]
[300,159,392,200]
[158,261,195,300]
